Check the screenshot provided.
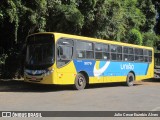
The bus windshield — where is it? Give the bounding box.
[25,34,54,69]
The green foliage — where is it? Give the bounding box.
[138,0,156,32]
[128,29,143,45]
[26,0,47,32]
[142,32,159,47]
[0,0,158,43]
[0,11,4,26]
[5,0,19,42]
[124,0,146,28]
[0,0,159,78]
[47,1,84,34]
[0,54,8,65]
[89,0,146,42]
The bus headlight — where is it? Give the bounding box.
[44,69,54,76]
[24,69,54,76]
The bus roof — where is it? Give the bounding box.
[28,32,153,50]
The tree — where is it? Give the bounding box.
[46,0,84,34]
[0,0,159,79]
[127,29,143,45]
[138,0,156,32]
[142,32,159,47]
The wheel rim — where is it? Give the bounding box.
[78,76,84,87]
[129,76,134,85]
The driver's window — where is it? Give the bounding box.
[57,38,73,68]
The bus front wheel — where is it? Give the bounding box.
[126,72,135,87]
[74,73,86,90]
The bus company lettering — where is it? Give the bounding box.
[120,63,134,70]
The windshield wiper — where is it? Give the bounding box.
[28,47,36,64]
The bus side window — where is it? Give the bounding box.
[143,49,148,62]
[117,46,122,60]
[57,46,63,59]
[123,47,134,61]
[148,50,152,62]
[95,43,110,60]
[135,48,144,62]
[128,48,134,61]
[57,39,73,68]
[110,45,117,60]
[76,41,94,59]
[103,44,110,60]
[123,47,128,61]
[95,43,103,59]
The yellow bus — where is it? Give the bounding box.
[24,32,154,90]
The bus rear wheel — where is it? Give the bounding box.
[74,73,86,90]
[126,72,135,87]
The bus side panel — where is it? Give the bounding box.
[54,61,77,85]
[73,60,153,84]
[53,58,154,85]
[103,76,126,83]
[136,61,154,81]
[89,76,104,83]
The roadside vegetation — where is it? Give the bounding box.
[0,0,160,79]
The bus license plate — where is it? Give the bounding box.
[31,77,37,80]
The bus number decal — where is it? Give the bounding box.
[84,62,92,65]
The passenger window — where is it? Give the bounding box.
[86,51,94,59]
[95,43,110,60]
[117,46,122,53]
[139,49,143,55]
[149,57,152,62]
[117,46,122,60]
[144,57,148,62]
[123,47,134,61]
[135,49,139,55]
[77,50,85,58]
[124,55,128,61]
[76,41,94,59]
[103,53,110,60]
[135,49,143,55]
[110,45,116,60]
[95,52,102,59]
[128,55,134,61]
[110,45,117,52]
[76,41,86,50]
[95,43,102,51]
[95,43,103,59]
[123,47,128,54]
[111,53,116,60]
[135,55,144,62]
[86,42,93,50]
[110,45,122,61]
[143,50,148,56]
[103,44,109,52]
[58,46,72,60]
[149,51,152,56]
[117,54,122,60]
[148,50,152,62]
[57,39,73,68]
[135,48,144,62]
[128,48,134,54]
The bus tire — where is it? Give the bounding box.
[74,73,86,90]
[126,72,135,87]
